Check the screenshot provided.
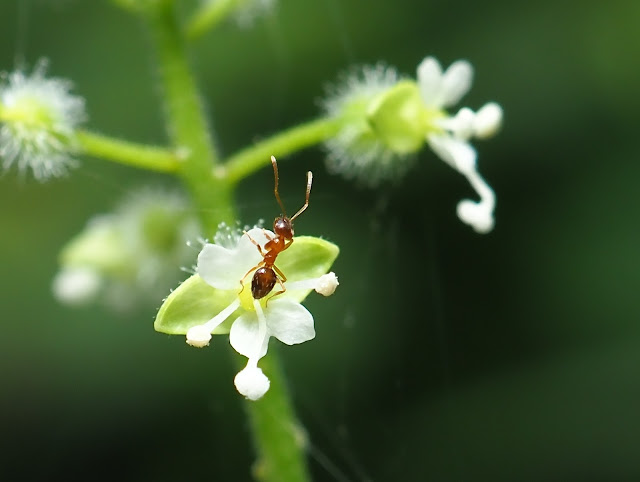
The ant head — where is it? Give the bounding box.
[273,216,293,239]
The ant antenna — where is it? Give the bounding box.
[271,155,313,221]
[291,171,312,221]
[271,156,287,216]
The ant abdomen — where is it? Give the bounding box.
[251,267,278,299]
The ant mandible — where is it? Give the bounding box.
[245,155,312,300]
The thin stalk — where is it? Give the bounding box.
[145,4,312,481]
[147,1,233,235]
[236,349,312,482]
[186,0,243,40]
[76,130,180,173]
[222,116,344,184]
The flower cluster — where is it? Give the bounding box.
[0,60,86,180]
[53,187,200,310]
[323,55,503,233]
[160,226,338,401]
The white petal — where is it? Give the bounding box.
[52,267,101,306]
[229,311,270,359]
[244,227,274,248]
[473,102,503,139]
[440,60,473,107]
[234,364,270,401]
[436,107,476,141]
[457,200,494,234]
[427,133,477,173]
[265,299,315,346]
[417,56,444,108]
[197,243,242,289]
[197,228,267,290]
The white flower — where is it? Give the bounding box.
[54,187,200,311]
[418,56,503,233]
[322,55,503,233]
[0,59,86,180]
[187,227,336,400]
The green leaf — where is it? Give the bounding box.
[154,235,339,336]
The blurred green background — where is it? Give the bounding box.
[2,0,640,480]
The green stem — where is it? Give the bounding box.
[237,350,311,482]
[146,4,312,481]
[76,130,180,173]
[222,116,344,184]
[147,1,233,235]
[186,0,243,40]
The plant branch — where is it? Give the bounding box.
[76,130,181,173]
[222,116,344,184]
[186,0,242,40]
[147,1,233,234]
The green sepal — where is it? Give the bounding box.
[367,80,426,154]
[59,218,132,277]
[154,235,340,336]
[154,274,238,335]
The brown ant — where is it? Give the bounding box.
[244,155,312,300]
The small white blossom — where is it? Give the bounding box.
[322,55,503,233]
[419,56,502,233]
[188,226,336,400]
[54,187,200,311]
[0,59,86,180]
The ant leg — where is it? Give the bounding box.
[238,260,265,294]
[262,229,275,241]
[265,276,286,307]
[273,264,287,283]
[243,230,265,256]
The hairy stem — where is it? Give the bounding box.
[236,349,312,482]
[76,130,180,173]
[222,116,344,184]
[186,0,244,40]
[145,3,312,481]
[147,1,233,235]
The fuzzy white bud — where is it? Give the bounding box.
[0,60,86,180]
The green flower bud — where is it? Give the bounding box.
[366,81,427,155]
